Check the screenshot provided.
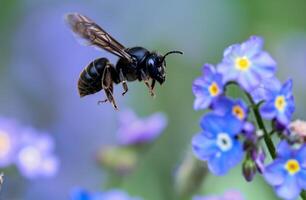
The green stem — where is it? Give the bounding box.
[301,191,306,199]
[245,92,276,159]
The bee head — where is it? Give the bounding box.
[146,50,183,85]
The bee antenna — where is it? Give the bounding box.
[162,50,183,63]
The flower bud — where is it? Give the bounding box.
[97,146,138,176]
[242,157,257,182]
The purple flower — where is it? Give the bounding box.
[212,97,248,121]
[117,110,167,145]
[71,188,142,200]
[263,142,306,200]
[0,117,20,167]
[217,36,276,92]
[192,64,224,110]
[193,190,244,200]
[15,128,59,179]
[192,113,244,175]
[260,79,295,126]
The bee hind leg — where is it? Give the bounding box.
[104,87,118,110]
[100,65,119,110]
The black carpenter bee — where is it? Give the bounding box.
[65,13,183,110]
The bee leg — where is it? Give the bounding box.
[100,65,119,110]
[105,86,118,110]
[97,99,108,104]
[140,70,155,97]
[119,69,128,96]
[151,79,156,94]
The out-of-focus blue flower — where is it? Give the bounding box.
[193,190,244,200]
[0,117,20,167]
[15,128,59,179]
[263,142,306,200]
[71,188,142,200]
[260,79,295,126]
[117,110,167,145]
[71,188,103,200]
[250,76,282,104]
[192,64,224,110]
[212,97,248,121]
[217,36,276,92]
[192,113,243,175]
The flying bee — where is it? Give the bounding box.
[65,13,183,110]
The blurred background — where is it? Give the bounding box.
[0,0,306,199]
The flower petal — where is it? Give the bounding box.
[217,61,240,82]
[223,44,241,60]
[277,141,293,158]
[202,64,216,82]
[194,96,212,110]
[297,170,306,189]
[225,140,244,168]
[296,145,306,168]
[260,100,277,120]
[200,114,242,137]
[251,52,276,78]
[277,113,291,126]
[237,69,261,92]
[211,96,233,115]
[263,159,286,186]
[281,79,293,95]
[223,115,243,136]
[275,175,300,200]
[250,77,281,103]
[207,152,230,175]
[192,133,218,160]
[241,36,264,57]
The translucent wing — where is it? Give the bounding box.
[65,13,133,62]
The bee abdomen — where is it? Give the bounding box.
[78,58,109,97]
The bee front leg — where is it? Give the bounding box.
[151,79,156,94]
[140,70,155,97]
[119,69,128,96]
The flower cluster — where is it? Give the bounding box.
[0,117,59,179]
[71,188,142,200]
[192,36,305,200]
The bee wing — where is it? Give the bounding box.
[65,13,133,62]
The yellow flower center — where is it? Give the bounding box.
[235,57,251,71]
[0,131,11,157]
[275,96,287,112]
[232,105,245,120]
[209,82,219,97]
[285,159,300,175]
